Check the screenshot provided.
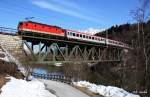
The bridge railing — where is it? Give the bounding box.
[31,73,72,84]
[0,27,17,35]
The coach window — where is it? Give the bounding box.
[80,34,82,38]
[76,34,79,37]
[69,32,71,35]
[92,37,94,40]
[83,35,85,38]
[86,36,88,39]
[73,33,75,36]
[99,38,101,41]
[89,36,91,39]
[70,32,73,36]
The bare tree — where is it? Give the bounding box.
[62,63,89,81]
[131,0,150,95]
[21,55,35,81]
[139,1,150,95]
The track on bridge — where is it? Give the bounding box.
[0,26,126,65]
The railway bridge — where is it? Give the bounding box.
[0,27,127,65]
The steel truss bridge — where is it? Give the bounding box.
[0,27,126,65]
[21,31,125,65]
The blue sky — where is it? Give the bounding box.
[0,0,140,30]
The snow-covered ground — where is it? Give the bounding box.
[0,77,57,97]
[74,81,140,97]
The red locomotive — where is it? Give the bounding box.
[18,21,65,36]
[18,21,129,48]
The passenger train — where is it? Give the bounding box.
[18,21,129,48]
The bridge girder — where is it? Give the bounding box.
[23,40,123,64]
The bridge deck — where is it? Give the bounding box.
[0,27,124,65]
[20,31,125,49]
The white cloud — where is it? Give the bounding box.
[31,0,98,22]
[50,0,85,12]
[79,28,105,35]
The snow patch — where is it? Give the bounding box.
[54,62,62,67]
[0,77,57,97]
[73,81,140,97]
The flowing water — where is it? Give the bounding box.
[33,64,64,76]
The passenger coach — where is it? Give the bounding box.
[18,21,129,48]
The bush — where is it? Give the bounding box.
[0,60,24,79]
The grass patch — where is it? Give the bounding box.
[73,85,103,97]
